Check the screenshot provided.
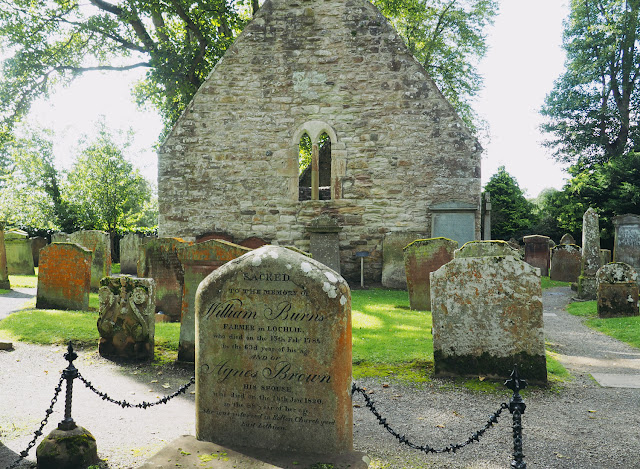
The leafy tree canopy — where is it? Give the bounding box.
[483,166,538,240]
[541,0,640,169]
[1,0,497,142]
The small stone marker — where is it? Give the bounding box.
[175,239,251,362]
[431,243,546,383]
[579,208,602,299]
[65,230,111,291]
[403,237,457,310]
[97,276,156,360]
[523,235,551,276]
[613,214,640,269]
[600,249,612,266]
[596,262,639,318]
[36,243,92,311]
[307,214,343,274]
[5,229,35,275]
[195,245,353,454]
[120,232,142,275]
[560,233,576,245]
[0,222,9,290]
[550,244,582,283]
[382,231,425,288]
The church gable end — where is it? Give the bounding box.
[158,0,482,282]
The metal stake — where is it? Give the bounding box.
[505,365,527,469]
[58,342,78,431]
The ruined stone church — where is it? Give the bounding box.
[158,0,482,283]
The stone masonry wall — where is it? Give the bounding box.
[158,0,482,283]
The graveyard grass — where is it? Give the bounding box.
[567,300,640,349]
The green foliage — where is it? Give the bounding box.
[483,166,538,240]
[541,0,640,167]
[373,0,498,134]
[298,133,312,175]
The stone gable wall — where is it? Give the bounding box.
[158,0,482,282]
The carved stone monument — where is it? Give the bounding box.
[307,214,342,273]
[613,214,640,269]
[523,235,551,276]
[578,208,602,300]
[36,243,92,311]
[403,238,457,311]
[97,276,156,360]
[597,262,639,318]
[195,245,353,455]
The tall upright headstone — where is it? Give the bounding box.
[175,239,251,362]
[0,222,9,290]
[36,243,92,311]
[431,242,546,383]
[613,214,640,269]
[382,231,426,288]
[5,229,35,275]
[65,230,111,291]
[578,208,602,300]
[120,233,142,275]
[195,246,353,454]
[403,238,457,311]
[596,262,639,318]
[307,214,342,273]
[523,235,551,276]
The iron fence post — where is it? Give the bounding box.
[505,365,527,469]
[58,342,78,431]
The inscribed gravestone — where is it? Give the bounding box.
[431,202,478,247]
[523,235,551,277]
[579,208,601,300]
[138,237,185,321]
[550,244,581,283]
[596,263,639,319]
[120,233,142,275]
[431,249,546,383]
[98,276,156,360]
[175,239,252,362]
[613,214,640,269]
[5,229,35,275]
[195,245,353,454]
[307,214,342,274]
[382,231,425,288]
[36,243,92,311]
[66,230,111,291]
[0,223,9,290]
[403,238,457,311]
[29,236,48,267]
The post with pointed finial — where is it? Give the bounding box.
[59,341,78,430]
[505,364,527,469]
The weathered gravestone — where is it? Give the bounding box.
[550,244,582,283]
[5,229,35,275]
[29,236,48,267]
[523,235,551,277]
[382,231,426,288]
[600,249,612,266]
[597,263,639,319]
[36,243,92,311]
[560,233,576,245]
[578,208,602,300]
[613,214,640,269]
[454,240,522,259]
[119,233,142,275]
[66,230,111,291]
[138,237,185,321]
[403,238,457,311]
[307,214,342,274]
[0,222,9,290]
[430,202,478,247]
[195,245,354,455]
[51,232,69,243]
[431,242,546,383]
[175,239,252,362]
[97,276,156,360]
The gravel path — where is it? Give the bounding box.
[1,286,639,468]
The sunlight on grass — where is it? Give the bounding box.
[567,300,597,318]
[8,272,38,288]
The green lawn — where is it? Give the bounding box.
[567,300,640,349]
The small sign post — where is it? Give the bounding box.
[355,251,370,288]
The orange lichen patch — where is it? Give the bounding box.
[36,244,91,310]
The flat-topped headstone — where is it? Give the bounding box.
[523,235,551,276]
[382,231,426,288]
[613,214,640,269]
[560,233,576,245]
[597,262,639,319]
[120,233,142,275]
[431,255,546,383]
[66,230,111,291]
[307,214,343,274]
[430,202,478,248]
[0,222,9,290]
[454,240,522,259]
[195,245,353,454]
[175,239,252,362]
[5,229,35,275]
[403,238,457,311]
[550,244,581,283]
[579,208,601,299]
[98,276,156,360]
[36,243,92,311]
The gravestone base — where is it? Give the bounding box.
[139,435,369,469]
[434,351,548,385]
[578,275,598,300]
[36,426,99,469]
[598,283,640,318]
